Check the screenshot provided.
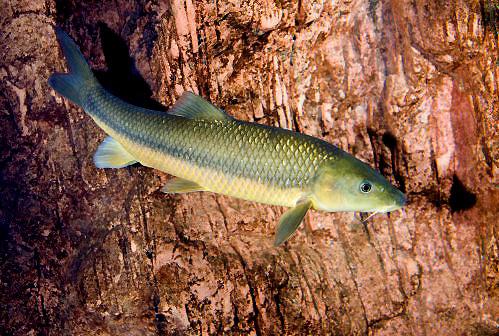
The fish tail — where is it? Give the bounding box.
[48,28,96,107]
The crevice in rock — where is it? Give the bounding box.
[230,243,262,336]
[448,174,477,212]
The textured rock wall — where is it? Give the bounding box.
[0,0,498,335]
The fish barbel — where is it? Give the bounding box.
[49,28,406,246]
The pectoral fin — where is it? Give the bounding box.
[93,136,137,168]
[161,177,206,194]
[274,199,312,246]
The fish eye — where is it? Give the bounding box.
[359,181,372,193]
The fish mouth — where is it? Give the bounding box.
[397,192,407,207]
[386,192,407,212]
[377,191,407,213]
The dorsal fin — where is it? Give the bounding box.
[169,92,232,121]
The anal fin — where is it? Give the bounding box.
[93,136,137,168]
[274,199,312,246]
[161,177,206,194]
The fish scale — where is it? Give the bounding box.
[82,85,339,206]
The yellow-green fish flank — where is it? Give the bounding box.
[49,28,406,246]
[86,84,338,207]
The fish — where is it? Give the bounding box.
[48,28,406,246]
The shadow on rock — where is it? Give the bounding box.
[95,22,166,112]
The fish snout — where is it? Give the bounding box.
[388,189,407,212]
[397,191,407,207]
[383,189,407,212]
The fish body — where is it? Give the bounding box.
[49,29,406,245]
[85,84,338,208]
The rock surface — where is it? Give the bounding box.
[0,0,498,335]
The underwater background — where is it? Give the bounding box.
[0,0,497,335]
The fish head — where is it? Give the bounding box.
[310,155,406,213]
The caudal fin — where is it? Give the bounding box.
[48,28,96,107]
